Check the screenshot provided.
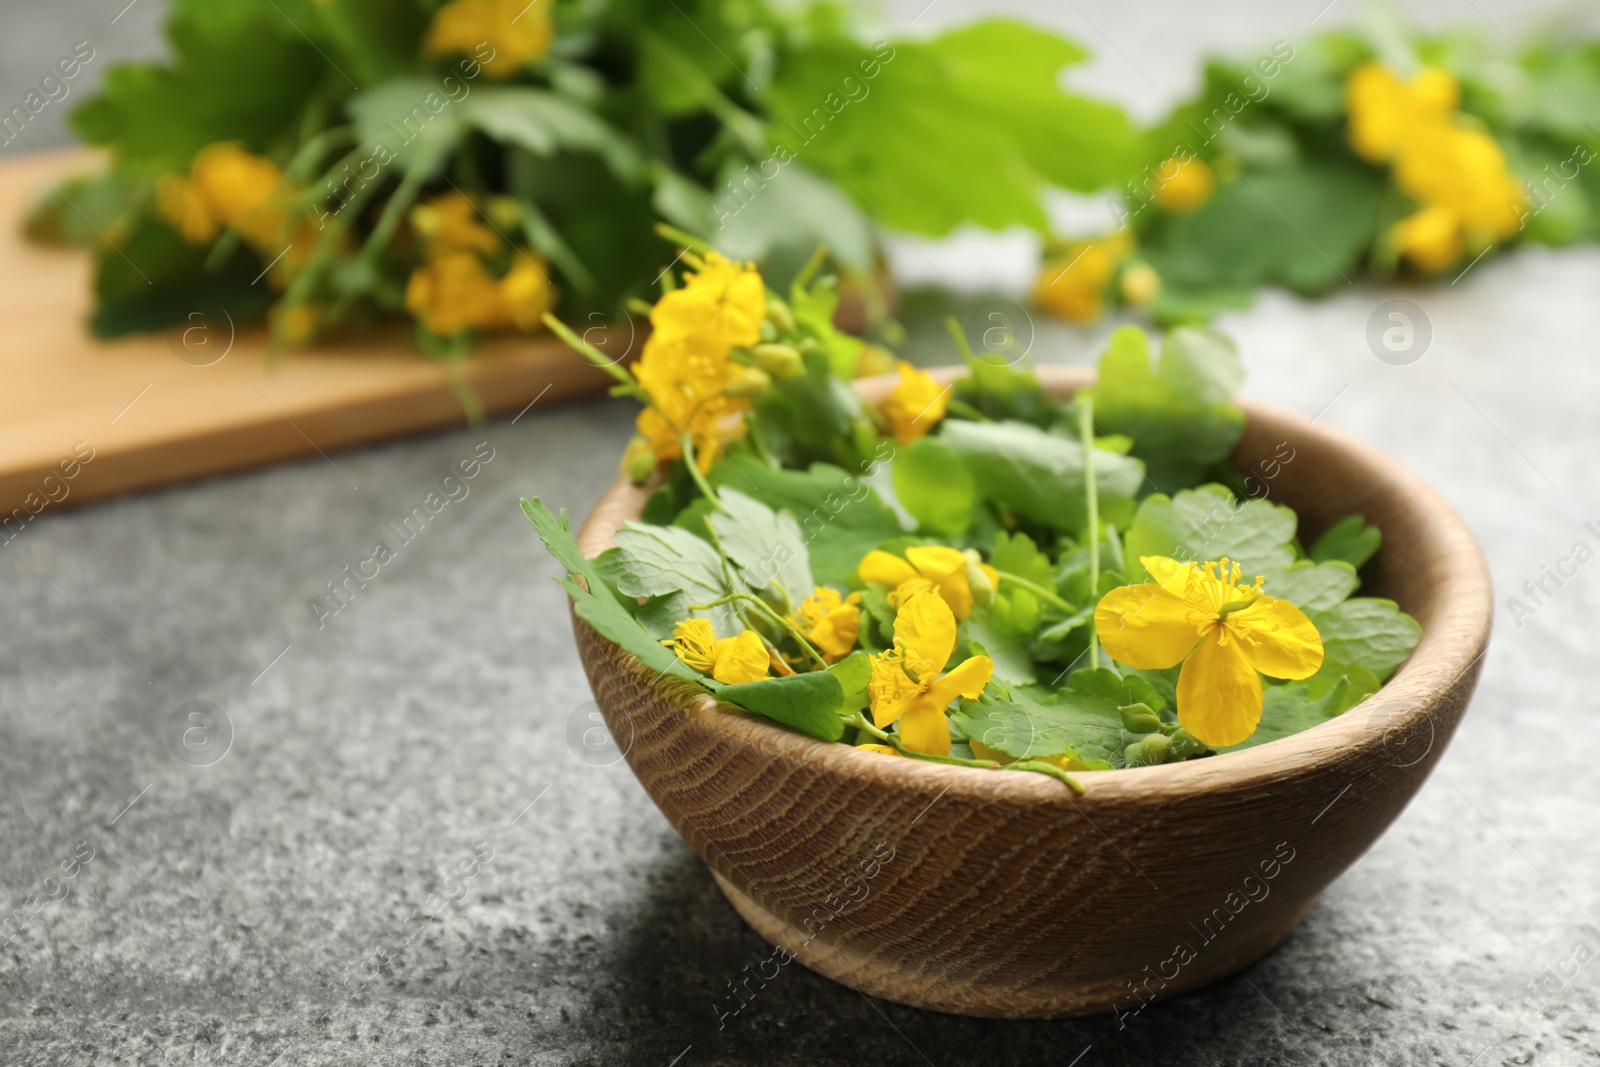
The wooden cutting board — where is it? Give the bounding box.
[0,149,631,520]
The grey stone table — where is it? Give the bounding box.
[5,254,1599,1066]
[4,2,1599,1065]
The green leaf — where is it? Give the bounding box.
[713,161,876,271]
[461,87,640,179]
[1142,162,1385,297]
[938,419,1144,529]
[88,215,274,337]
[1309,598,1422,682]
[706,488,813,610]
[706,454,904,585]
[967,611,1038,686]
[1263,559,1360,612]
[1086,326,1246,491]
[891,436,975,537]
[1217,677,1350,752]
[1122,485,1298,578]
[1311,514,1382,570]
[520,498,702,684]
[600,521,742,637]
[990,530,1055,588]
[950,679,1126,767]
[764,21,1137,237]
[718,671,846,742]
[347,78,466,180]
[829,651,871,714]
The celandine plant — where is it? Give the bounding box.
[525,237,1421,788]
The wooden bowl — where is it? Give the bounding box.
[570,365,1491,1018]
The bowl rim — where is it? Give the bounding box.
[575,364,1493,802]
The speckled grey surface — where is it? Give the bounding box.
[4,2,1600,1065]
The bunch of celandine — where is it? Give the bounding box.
[537,262,1419,779]
[1034,24,1559,327]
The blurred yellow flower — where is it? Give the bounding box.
[665,619,770,684]
[1094,555,1323,747]
[1346,62,1459,163]
[405,250,553,335]
[1034,232,1131,323]
[1394,123,1526,240]
[1153,156,1214,212]
[867,590,993,757]
[500,257,556,330]
[411,192,501,257]
[155,175,219,244]
[1120,262,1161,306]
[650,251,765,349]
[1391,205,1463,273]
[859,545,997,622]
[425,0,553,78]
[880,361,948,444]
[792,587,862,662]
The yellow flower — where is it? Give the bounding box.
[868,590,994,756]
[411,192,501,257]
[1394,124,1525,239]
[500,256,556,330]
[650,252,765,349]
[1120,262,1161,306]
[1346,62,1459,163]
[1094,556,1324,748]
[1153,156,1214,212]
[792,587,862,662]
[189,142,292,248]
[155,175,219,244]
[1034,232,1132,323]
[880,361,948,445]
[406,252,509,335]
[424,0,553,79]
[858,545,998,622]
[1391,205,1463,272]
[855,743,902,757]
[665,619,770,685]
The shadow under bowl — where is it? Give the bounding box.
[569,365,1491,1018]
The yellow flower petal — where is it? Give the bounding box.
[907,544,976,619]
[927,654,994,708]
[1094,583,1204,670]
[666,618,718,673]
[711,630,771,685]
[859,549,918,588]
[650,252,764,348]
[1153,156,1214,212]
[896,699,952,757]
[425,0,552,78]
[1228,595,1323,681]
[856,743,901,757]
[867,650,922,728]
[1176,629,1263,747]
[881,361,948,444]
[891,590,958,677]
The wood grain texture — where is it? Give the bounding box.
[0,149,631,517]
[571,360,1491,1016]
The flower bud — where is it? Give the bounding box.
[621,437,657,483]
[855,343,896,378]
[750,343,803,379]
[1123,732,1172,768]
[721,365,772,398]
[963,549,996,610]
[1119,703,1161,734]
[1120,262,1160,306]
[765,298,796,334]
[1167,727,1206,760]
[487,196,522,230]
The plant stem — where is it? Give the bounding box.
[945,399,990,422]
[542,313,641,395]
[689,592,828,669]
[1005,759,1087,794]
[994,571,1073,613]
[844,712,1002,769]
[678,434,726,513]
[1078,393,1100,670]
